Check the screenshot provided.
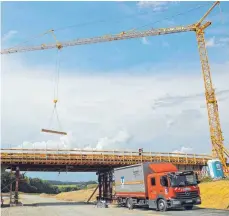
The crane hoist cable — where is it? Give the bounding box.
[41,31,67,136]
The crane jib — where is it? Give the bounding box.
[0,26,195,54]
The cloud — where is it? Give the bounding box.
[219,37,229,43]
[1,55,229,154]
[96,130,132,150]
[17,131,74,149]
[206,36,229,48]
[16,127,131,151]
[141,37,150,45]
[1,30,18,42]
[206,36,218,47]
[172,146,193,154]
[151,89,229,110]
[137,1,169,11]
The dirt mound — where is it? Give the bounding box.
[40,193,56,198]
[199,180,229,210]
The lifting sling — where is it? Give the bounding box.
[41,48,67,136]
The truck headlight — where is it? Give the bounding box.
[196,198,201,202]
[173,200,181,205]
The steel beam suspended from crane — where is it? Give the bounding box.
[1,1,228,171]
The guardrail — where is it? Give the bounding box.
[0,148,212,166]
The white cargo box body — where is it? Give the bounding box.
[114,163,153,198]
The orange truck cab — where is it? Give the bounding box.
[114,162,201,211]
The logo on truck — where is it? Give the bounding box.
[133,170,140,177]
[121,176,125,185]
[185,191,190,196]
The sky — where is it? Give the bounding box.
[1,1,229,181]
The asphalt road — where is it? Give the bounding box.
[1,194,229,216]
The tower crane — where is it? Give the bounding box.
[1,1,228,171]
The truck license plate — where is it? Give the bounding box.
[186,200,192,203]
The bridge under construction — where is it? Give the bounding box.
[2,147,228,205]
[0,148,215,205]
[1,148,213,172]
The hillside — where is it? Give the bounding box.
[55,181,229,210]
[55,186,98,202]
[47,180,97,186]
[1,171,97,194]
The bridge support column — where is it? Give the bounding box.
[9,166,22,207]
[1,165,8,173]
[96,170,113,203]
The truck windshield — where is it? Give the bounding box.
[169,174,197,187]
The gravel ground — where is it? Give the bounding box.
[1,194,229,216]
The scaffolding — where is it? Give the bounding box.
[1,148,213,168]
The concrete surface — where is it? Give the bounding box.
[1,194,229,216]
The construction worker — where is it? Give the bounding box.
[138,148,143,156]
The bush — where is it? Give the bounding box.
[1,172,59,194]
[1,171,96,194]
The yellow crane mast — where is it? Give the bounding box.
[194,1,226,166]
[1,1,228,170]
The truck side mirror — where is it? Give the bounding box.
[195,173,201,184]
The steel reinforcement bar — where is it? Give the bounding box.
[0,148,212,166]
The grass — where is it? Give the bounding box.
[85,184,98,189]
[54,185,78,188]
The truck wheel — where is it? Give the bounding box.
[184,205,193,210]
[157,199,167,212]
[117,198,122,207]
[126,198,134,210]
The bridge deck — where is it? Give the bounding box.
[1,148,212,172]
